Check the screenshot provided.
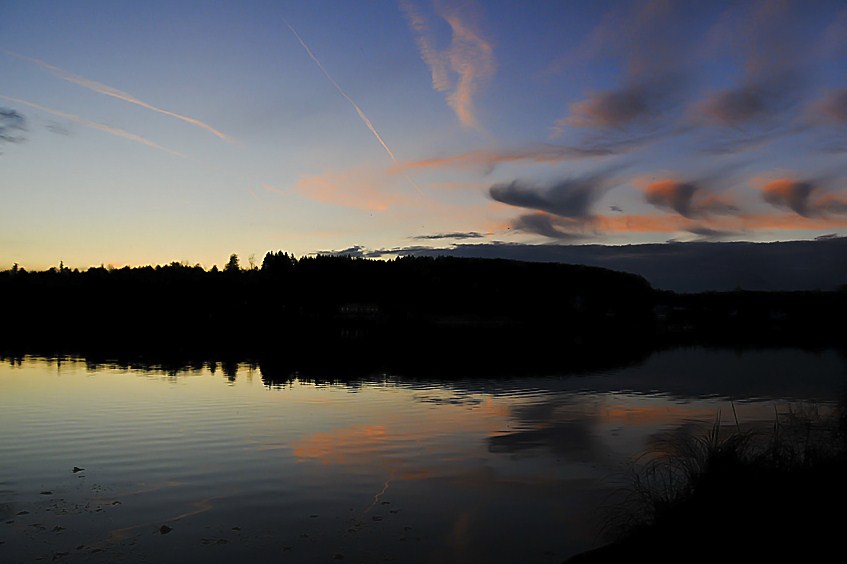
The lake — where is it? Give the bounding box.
[1,347,845,563]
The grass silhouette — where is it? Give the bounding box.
[570,401,847,562]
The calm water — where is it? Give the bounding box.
[1,348,845,563]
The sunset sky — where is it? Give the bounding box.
[2,0,847,270]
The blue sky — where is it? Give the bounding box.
[2,0,847,269]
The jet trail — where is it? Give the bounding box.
[0,94,185,157]
[283,21,399,161]
[284,20,421,193]
[3,50,233,143]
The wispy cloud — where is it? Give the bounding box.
[489,169,621,219]
[821,6,847,58]
[692,71,808,156]
[3,50,233,143]
[393,144,615,175]
[315,245,369,258]
[295,168,406,212]
[691,1,812,152]
[0,107,26,145]
[807,89,847,152]
[549,0,835,157]
[512,209,847,240]
[0,94,184,157]
[505,210,715,240]
[809,89,847,125]
[400,0,450,92]
[401,0,495,130]
[511,213,589,240]
[556,84,654,130]
[260,182,287,195]
[549,1,689,142]
[696,78,796,127]
[410,231,485,240]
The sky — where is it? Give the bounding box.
[2,0,847,271]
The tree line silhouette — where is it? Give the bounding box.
[1,252,845,365]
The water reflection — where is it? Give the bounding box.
[0,348,844,563]
[11,346,842,402]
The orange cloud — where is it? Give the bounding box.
[601,212,847,233]
[429,180,489,191]
[295,168,408,212]
[642,179,738,218]
[761,179,815,216]
[516,211,847,239]
[442,8,495,129]
[594,213,692,233]
[392,145,609,174]
[759,178,847,217]
[401,0,495,129]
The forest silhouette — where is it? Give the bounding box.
[2,252,845,370]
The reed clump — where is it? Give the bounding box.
[570,400,847,563]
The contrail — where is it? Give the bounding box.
[284,20,421,192]
[3,50,233,143]
[283,21,397,161]
[0,94,185,157]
